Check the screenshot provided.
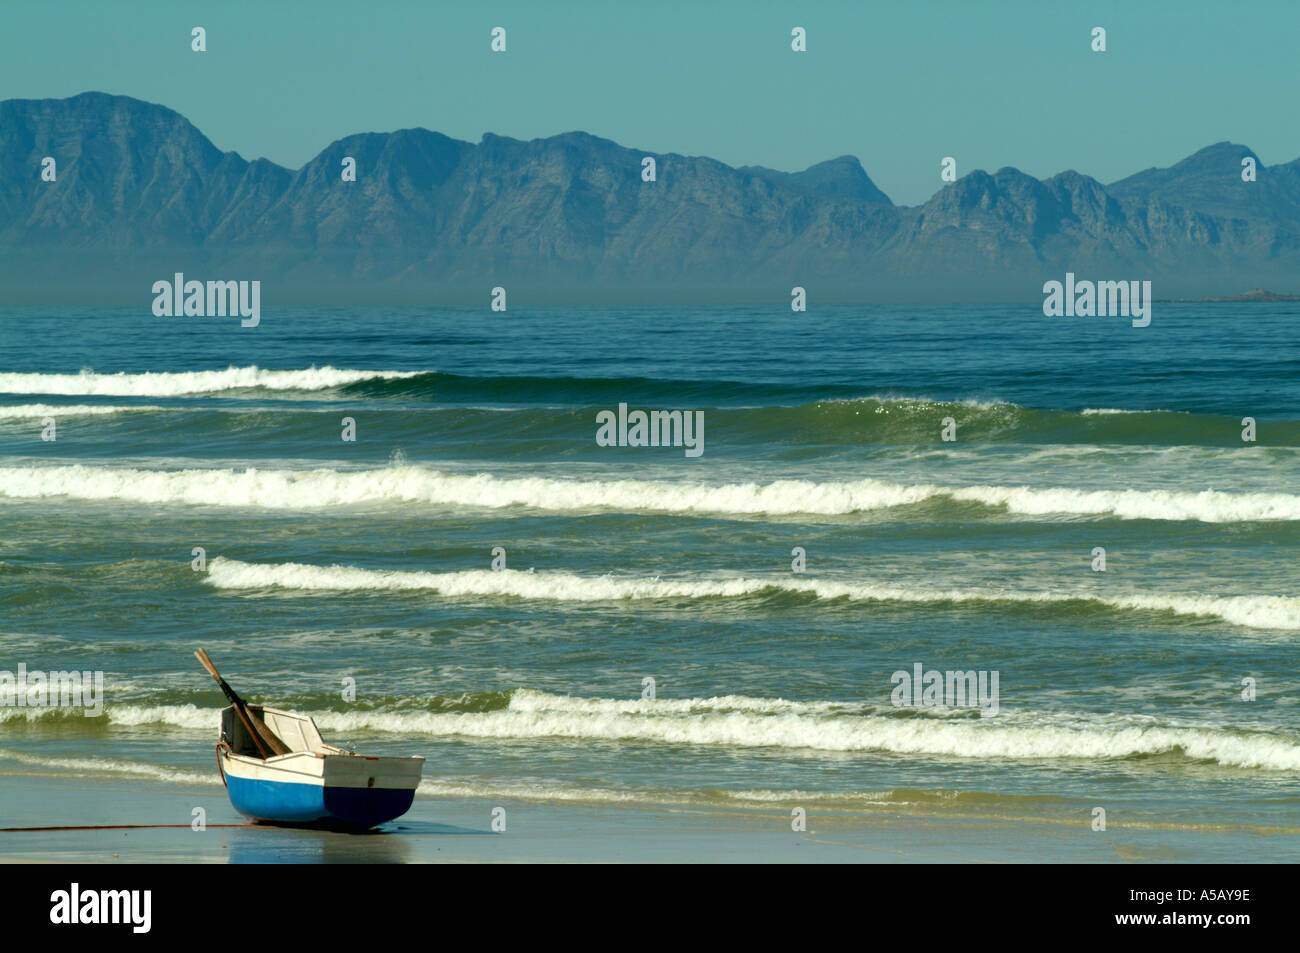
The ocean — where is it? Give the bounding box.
[2,302,1299,858]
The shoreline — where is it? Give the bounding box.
[2,772,1294,864]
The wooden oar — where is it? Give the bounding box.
[194,648,290,757]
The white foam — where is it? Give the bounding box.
[341,691,1300,770]
[11,692,1297,771]
[822,396,1016,412]
[0,404,166,419]
[412,778,904,806]
[1081,407,1174,416]
[3,462,1298,523]
[0,746,214,786]
[944,483,1300,522]
[0,742,894,806]
[0,365,420,397]
[0,702,214,730]
[205,558,1300,630]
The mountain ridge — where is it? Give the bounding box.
[2,92,1298,303]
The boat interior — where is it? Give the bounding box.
[220,705,348,759]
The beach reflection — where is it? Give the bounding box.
[225,819,487,864]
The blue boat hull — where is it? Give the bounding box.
[216,705,424,829]
[226,774,417,829]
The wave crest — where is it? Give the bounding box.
[0,365,419,397]
[203,558,1300,630]
[7,692,1297,771]
[4,463,1300,523]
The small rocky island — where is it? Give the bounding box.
[1194,289,1300,302]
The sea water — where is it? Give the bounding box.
[1,303,1298,854]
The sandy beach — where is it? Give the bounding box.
[2,771,1292,864]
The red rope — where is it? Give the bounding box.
[0,823,247,832]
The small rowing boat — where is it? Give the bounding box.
[196,649,424,829]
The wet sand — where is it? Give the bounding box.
[0,772,1288,863]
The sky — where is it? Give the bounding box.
[2,0,1297,206]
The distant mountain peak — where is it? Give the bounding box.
[739,155,891,204]
[1109,140,1260,194]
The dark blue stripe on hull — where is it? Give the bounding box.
[323,786,416,827]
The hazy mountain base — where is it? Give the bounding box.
[3,250,1294,306]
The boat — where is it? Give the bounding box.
[196,648,424,829]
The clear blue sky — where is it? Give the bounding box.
[3,0,1296,206]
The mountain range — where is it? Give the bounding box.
[2,91,1298,303]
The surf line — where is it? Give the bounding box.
[0,823,247,832]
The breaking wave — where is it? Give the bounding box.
[7,691,1298,771]
[0,366,420,397]
[3,463,1300,522]
[202,558,1300,630]
[0,404,166,419]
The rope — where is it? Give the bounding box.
[215,741,231,789]
[0,823,246,832]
